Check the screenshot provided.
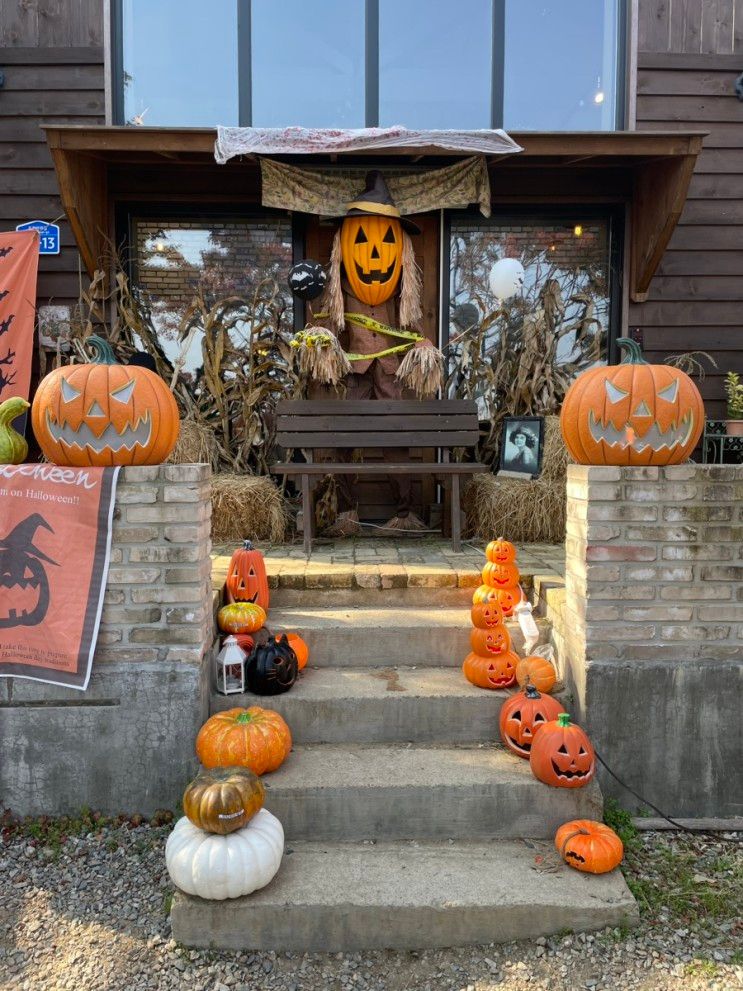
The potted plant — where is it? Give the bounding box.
[725,372,743,436]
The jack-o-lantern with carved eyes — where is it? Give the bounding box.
[340,215,403,307]
[471,600,503,629]
[529,712,596,788]
[485,538,516,565]
[225,540,269,610]
[561,337,704,466]
[482,562,520,589]
[499,683,565,758]
[463,650,518,690]
[470,623,511,657]
[492,586,521,617]
[32,336,179,467]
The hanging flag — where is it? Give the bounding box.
[0,230,40,404]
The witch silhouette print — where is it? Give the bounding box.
[0,513,57,629]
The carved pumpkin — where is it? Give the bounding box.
[463,649,518,689]
[470,623,512,657]
[0,397,30,464]
[471,600,503,629]
[485,538,516,565]
[285,632,309,671]
[245,634,298,696]
[516,655,557,694]
[341,215,403,306]
[482,562,520,589]
[560,337,704,466]
[182,766,265,835]
[555,819,624,874]
[31,335,179,467]
[530,713,596,789]
[499,683,566,758]
[225,540,269,610]
[217,601,266,635]
[196,706,292,775]
[492,586,521,617]
[472,584,499,605]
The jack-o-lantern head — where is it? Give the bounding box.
[499,683,565,758]
[470,623,511,657]
[463,649,518,690]
[560,337,704,466]
[225,540,270,610]
[31,336,179,467]
[485,538,517,565]
[471,600,503,629]
[493,586,520,617]
[483,562,520,589]
[529,712,596,788]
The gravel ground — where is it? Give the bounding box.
[0,814,740,991]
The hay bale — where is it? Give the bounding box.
[464,416,567,543]
[167,418,219,470]
[211,473,288,543]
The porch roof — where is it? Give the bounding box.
[42,125,705,303]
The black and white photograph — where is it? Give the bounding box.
[498,416,545,477]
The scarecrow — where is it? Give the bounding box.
[291,171,444,535]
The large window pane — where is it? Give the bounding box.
[122,0,238,126]
[379,0,492,128]
[251,0,365,127]
[504,1,620,130]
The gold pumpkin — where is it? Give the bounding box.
[182,766,265,835]
[340,215,403,306]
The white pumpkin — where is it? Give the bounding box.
[165,808,284,900]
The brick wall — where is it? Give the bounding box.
[559,464,743,818]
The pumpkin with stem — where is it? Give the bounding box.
[0,397,30,464]
[245,634,298,696]
[560,337,704,466]
[516,655,557,694]
[499,682,566,758]
[529,712,596,789]
[31,335,179,467]
[555,819,623,874]
[196,706,292,775]
[217,601,266,635]
[463,649,518,689]
[470,600,504,630]
[485,538,516,565]
[182,766,265,835]
[225,540,269,610]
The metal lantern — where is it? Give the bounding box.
[216,635,247,695]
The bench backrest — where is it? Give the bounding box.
[275,400,479,449]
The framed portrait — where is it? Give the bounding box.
[498,417,545,479]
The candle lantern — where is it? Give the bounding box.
[216,635,246,695]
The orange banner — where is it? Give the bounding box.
[0,464,120,690]
[0,230,39,403]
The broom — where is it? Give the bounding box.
[291,328,352,386]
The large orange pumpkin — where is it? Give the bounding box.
[529,713,595,789]
[482,562,520,589]
[182,766,265,835]
[555,819,623,874]
[196,706,292,775]
[470,623,512,657]
[516,655,557,694]
[499,683,565,758]
[31,335,179,467]
[463,650,518,689]
[485,538,516,565]
[225,540,270,610]
[340,214,403,306]
[471,600,503,629]
[560,337,704,466]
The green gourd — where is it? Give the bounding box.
[0,396,30,464]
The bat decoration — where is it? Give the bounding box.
[0,315,14,337]
[0,247,13,259]
[0,348,15,367]
[0,290,9,303]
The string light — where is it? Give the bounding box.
[594,91,605,104]
[573,225,583,237]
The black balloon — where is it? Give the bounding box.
[245,634,298,695]
[288,260,328,301]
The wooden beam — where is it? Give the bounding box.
[631,153,699,303]
[46,133,107,277]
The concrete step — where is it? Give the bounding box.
[170,837,638,951]
[210,667,570,744]
[260,743,602,841]
[263,606,551,667]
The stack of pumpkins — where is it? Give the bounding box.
[217,540,309,695]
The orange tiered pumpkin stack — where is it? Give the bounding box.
[463,543,521,690]
[471,537,523,617]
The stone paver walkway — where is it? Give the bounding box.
[212,538,564,592]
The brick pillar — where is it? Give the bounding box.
[0,464,213,817]
[563,464,743,819]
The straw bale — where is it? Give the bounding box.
[210,473,288,543]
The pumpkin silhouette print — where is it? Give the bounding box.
[0,513,58,628]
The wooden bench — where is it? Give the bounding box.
[271,400,488,555]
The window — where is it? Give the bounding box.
[116,1,623,129]
[131,216,293,382]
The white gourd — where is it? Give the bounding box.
[165,808,284,900]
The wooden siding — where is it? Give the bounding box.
[632,2,743,417]
[0,46,104,307]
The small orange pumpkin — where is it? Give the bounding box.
[516,655,557,694]
[492,586,521,617]
[555,820,623,874]
[530,713,595,789]
[471,600,504,629]
[485,538,516,565]
[195,706,292,775]
[284,632,309,671]
[182,766,265,835]
[470,623,512,657]
[482,562,520,589]
[225,540,270,610]
[217,601,266,635]
[472,584,499,605]
[499,683,566,758]
[463,649,518,690]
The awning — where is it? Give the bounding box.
[42,125,705,303]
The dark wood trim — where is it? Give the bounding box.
[638,52,743,71]
[0,47,104,64]
[45,136,107,276]
[271,463,488,475]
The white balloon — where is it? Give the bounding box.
[489,258,525,300]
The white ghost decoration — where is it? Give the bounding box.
[489,258,525,301]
